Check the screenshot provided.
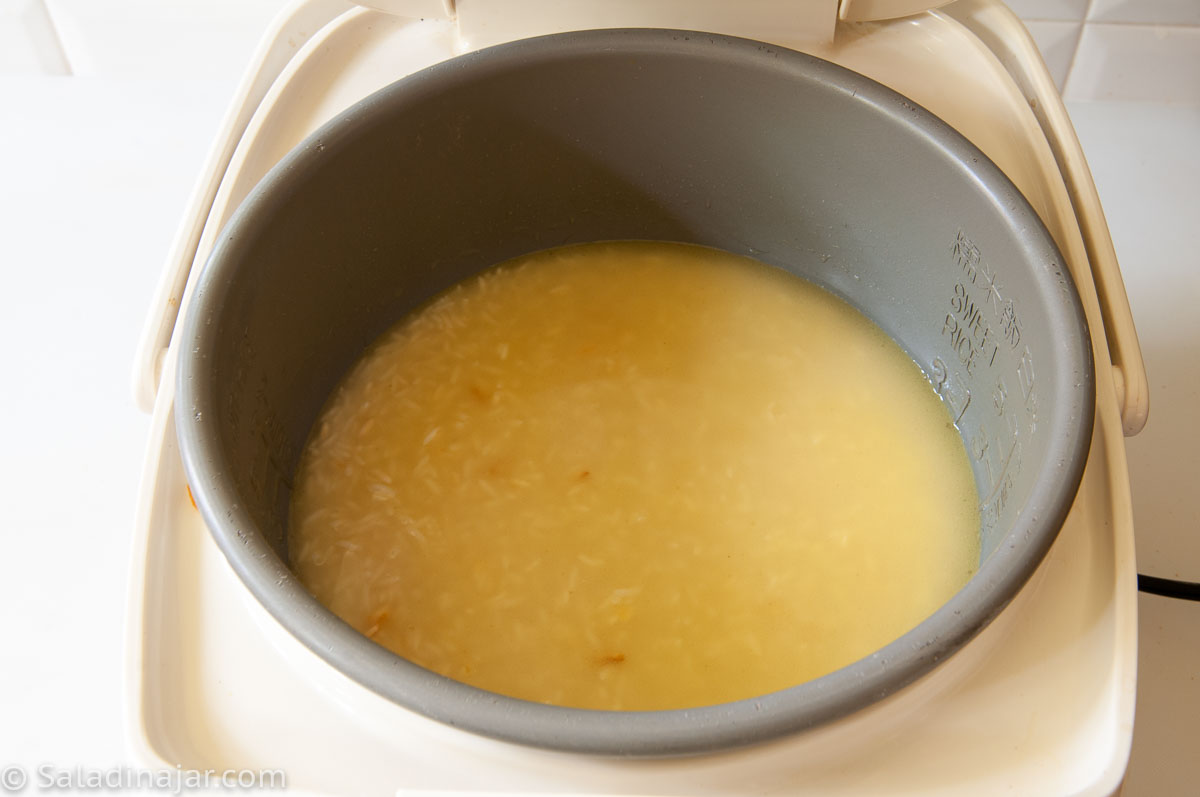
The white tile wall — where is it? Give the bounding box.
[41,0,283,79]
[1066,23,1200,103]
[1023,19,1084,89]
[1003,0,1089,21]
[1090,0,1200,25]
[1002,0,1200,103]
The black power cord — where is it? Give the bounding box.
[1137,573,1200,602]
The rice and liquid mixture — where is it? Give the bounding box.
[290,241,980,710]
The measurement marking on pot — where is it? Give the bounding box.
[931,357,971,425]
[943,282,1000,376]
[952,228,982,283]
[1017,344,1039,433]
[941,229,1041,527]
[948,229,1028,351]
[974,412,1022,527]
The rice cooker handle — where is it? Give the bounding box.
[132,0,360,413]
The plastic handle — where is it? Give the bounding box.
[131,0,358,412]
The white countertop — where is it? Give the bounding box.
[0,2,1196,795]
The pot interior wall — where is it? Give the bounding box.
[195,32,1086,597]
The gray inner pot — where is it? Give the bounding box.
[177,29,1094,756]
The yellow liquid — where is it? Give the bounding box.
[290,241,980,710]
